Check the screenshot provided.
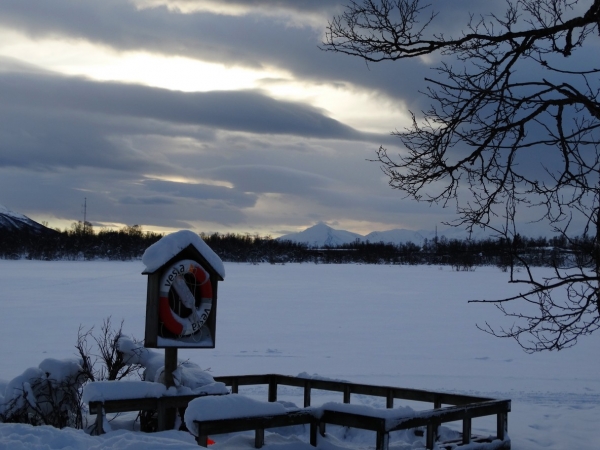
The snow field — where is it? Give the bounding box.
[0,260,598,449]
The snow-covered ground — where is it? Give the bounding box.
[0,260,598,449]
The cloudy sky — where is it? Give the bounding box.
[0,0,567,236]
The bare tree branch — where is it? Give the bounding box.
[323,0,600,351]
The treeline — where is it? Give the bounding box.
[0,222,163,261]
[0,222,592,268]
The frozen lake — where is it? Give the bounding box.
[0,260,598,449]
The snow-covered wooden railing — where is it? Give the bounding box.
[84,380,228,434]
[184,395,318,448]
[212,374,511,450]
[84,375,510,449]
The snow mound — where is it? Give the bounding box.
[184,394,287,436]
[0,424,201,450]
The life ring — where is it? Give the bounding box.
[158,259,213,337]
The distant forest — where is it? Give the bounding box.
[0,220,594,270]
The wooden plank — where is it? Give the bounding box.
[194,410,315,436]
[214,374,272,387]
[320,410,386,432]
[387,400,511,433]
[89,398,158,414]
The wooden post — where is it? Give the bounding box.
[197,435,209,447]
[164,348,178,387]
[376,430,389,450]
[304,381,311,408]
[462,417,472,444]
[255,428,265,448]
[497,412,507,440]
[319,421,327,437]
[159,347,178,430]
[426,423,434,449]
[309,419,318,446]
[426,422,438,450]
[386,389,394,409]
[343,385,351,404]
[268,376,277,402]
[93,405,105,435]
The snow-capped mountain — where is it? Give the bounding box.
[278,222,488,247]
[0,204,54,234]
[277,222,363,247]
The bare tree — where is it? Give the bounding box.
[323,0,600,351]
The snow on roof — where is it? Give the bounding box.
[142,230,225,279]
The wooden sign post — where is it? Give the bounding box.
[141,231,225,428]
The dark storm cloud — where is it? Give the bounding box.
[0,106,148,171]
[0,1,529,116]
[0,63,377,173]
[0,0,430,106]
[0,70,364,140]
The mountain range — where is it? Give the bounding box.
[0,204,483,245]
[0,204,55,234]
[277,222,485,247]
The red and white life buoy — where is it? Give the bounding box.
[158,259,213,337]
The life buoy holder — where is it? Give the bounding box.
[158,259,213,337]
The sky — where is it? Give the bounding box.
[0,0,595,237]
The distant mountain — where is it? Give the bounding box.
[0,204,55,234]
[278,222,490,247]
[277,222,362,247]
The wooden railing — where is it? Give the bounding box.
[213,374,510,449]
[87,374,510,449]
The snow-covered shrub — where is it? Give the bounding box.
[0,359,87,429]
[0,318,225,433]
[0,317,143,430]
[76,317,143,382]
